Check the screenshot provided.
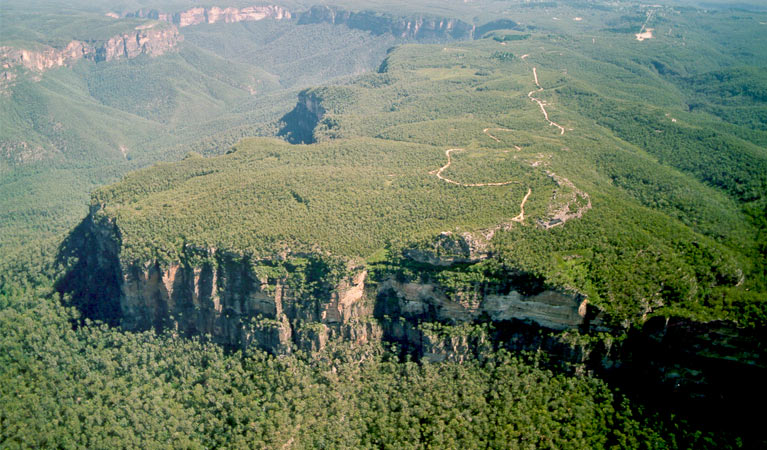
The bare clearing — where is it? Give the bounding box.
[635,29,654,41]
[636,9,656,41]
[538,170,592,229]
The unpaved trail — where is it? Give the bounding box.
[430,148,519,187]
[430,148,531,225]
[528,67,566,135]
[425,53,592,232]
[638,9,655,35]
[483,127,522,150]
[636,9,656,41]
[511,188,532,222]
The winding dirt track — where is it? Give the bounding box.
[426,54,590,230]
[483,128,522,150]
[528,67,566,135]
[430,148,531,225]
[511,187,532,223]
[430,148,520,187]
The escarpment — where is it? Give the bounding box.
[277,90,329,144]
[121,5,291,27]
[119,4,471,41]
[297,5,475,41]
[62,202,604,355]
[0,25,180,74]
[59,198,766,413]
[61,205,380,354]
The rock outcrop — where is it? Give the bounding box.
[373,273,605,364]
[120,4,471,41]
[297,5,475,41]
[60,202,604,356]
[122,5,291,27]
[403,232,490,266]
[61,205,379,354]
[376,279,599,330]
[0,25,180,77]
[58,202,766,416]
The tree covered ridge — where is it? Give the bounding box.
[89,36,766,327]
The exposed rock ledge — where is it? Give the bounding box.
[58,205,766,411]
[377,279,601,331]
[60,205,599,355]
[121,5,291,27]
[297,5,475,41]
[0,26,180,76]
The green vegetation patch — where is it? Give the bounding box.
[95,137,555,262]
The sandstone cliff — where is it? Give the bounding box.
[120,4,471,41]
[61,205,380,354]
[122,5,290,27]
[58,203,765,413]
[297,5,475,41]
[61,203,601,356]
[277,90,327,144]
[0,25,180,77]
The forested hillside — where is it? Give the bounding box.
[2,0,766,447]
[95,35,766,326]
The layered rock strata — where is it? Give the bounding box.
[66,205,597,355]
[65,206,380,354]
[123,5,291,27]
[60,205,766,415]
[0,25,180,75]
[297,5,475,41]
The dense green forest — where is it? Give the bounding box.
[1,0,766,447]
[0,263,743,448]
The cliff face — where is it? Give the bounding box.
[297,5,475,41]
[277,90,327,144]
[119,255,378,354]
[64,205,598,355]
[122,4,470,40]
[0,41,90,73]
[374,277,605,365]
[94,26,180,62]
[123,5,291,27]
[376,279,598,330]
[58,205,766,413]
[65,206,379,354]
[0,25,180,75]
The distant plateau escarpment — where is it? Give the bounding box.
[0,25,180,83]
[120,4,474,40]
[296,5,475,41]
[120,5,291,27]
[2,3,480,89]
